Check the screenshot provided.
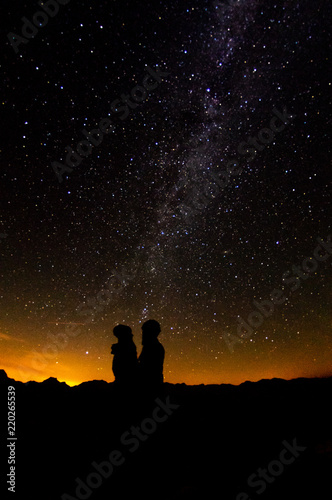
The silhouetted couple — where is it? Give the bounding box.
[111,319,165,395]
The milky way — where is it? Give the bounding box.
[1,0,331,384]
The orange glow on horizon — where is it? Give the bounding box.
[2,355,331,388]
[1,321,331,387]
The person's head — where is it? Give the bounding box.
[141,319,161,341]
[113,324,133,342]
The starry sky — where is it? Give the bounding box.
[0,0,331,386]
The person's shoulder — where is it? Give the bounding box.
[158,341,165,352]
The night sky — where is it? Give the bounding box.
[1,0,331,386]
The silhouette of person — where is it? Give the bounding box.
[111,324,138,386]
[138,319,165,393]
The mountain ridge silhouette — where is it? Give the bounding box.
[1,369,331,500]
[2,368,331,388]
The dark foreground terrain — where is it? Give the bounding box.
[0,370,331,500]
